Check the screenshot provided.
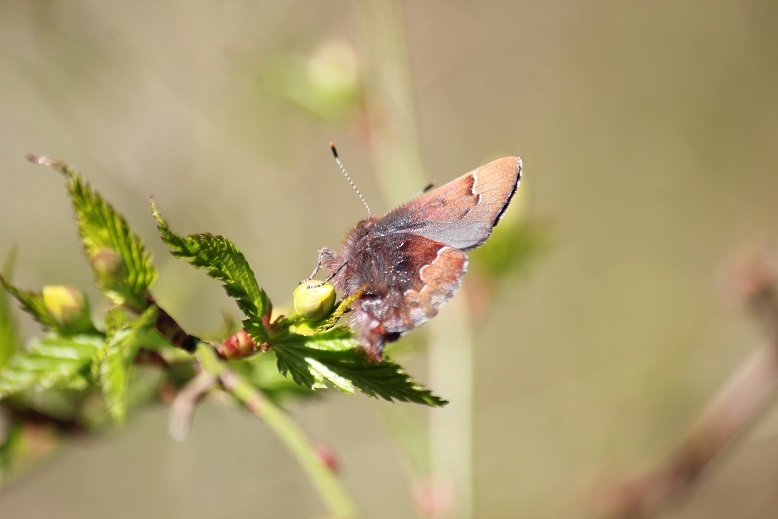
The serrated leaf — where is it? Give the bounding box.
[0,275,59,332]
[98,306,158,423]
[28,156,156,308]
[151,201,269,342]
[273,328,447,407]
[234,353,317,403]
[103,306,136,338]
[0,334,104,399]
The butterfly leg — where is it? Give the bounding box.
[300,247,336,285]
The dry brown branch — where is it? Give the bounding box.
[596,248,778,518]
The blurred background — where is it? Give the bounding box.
[1,1,778,518]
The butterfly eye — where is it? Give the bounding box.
[384,332,401,343]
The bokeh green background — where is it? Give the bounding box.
[1,1,777,518]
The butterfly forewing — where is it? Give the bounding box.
[377,156,522,250]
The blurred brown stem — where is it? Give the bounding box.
[599,264,778,518]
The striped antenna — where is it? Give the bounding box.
[330,142,371,217]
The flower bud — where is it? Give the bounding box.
[293,282,336,321]
[307,40,359,102]
[217,330,259,360]
[314,443,339,473]
[42,285,93,334]
[90,248,127,287]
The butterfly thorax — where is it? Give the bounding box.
[325,217,409,299]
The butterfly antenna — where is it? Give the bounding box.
[330,142,371,217]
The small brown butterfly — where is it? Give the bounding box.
[309,148,522,361]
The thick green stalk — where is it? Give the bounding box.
[356,2,475,518]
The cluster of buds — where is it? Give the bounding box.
[217,282,337,360]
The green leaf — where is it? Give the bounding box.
[470,219,550,279]
[233,352,317,403]
[0,275,59,331]
[28,155,157,308]
[151,200,270,342]
[0,253,19,369]
[273,328,447,407]
[103,306,134,338]
[259,51,362,123]
[0,417,23,481]
[97,306,158,423]
[0,334,105,399]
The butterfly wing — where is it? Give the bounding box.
[345,231,468,359]
[374,232,468,332]
[375,156,522,251]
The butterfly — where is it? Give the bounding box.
[309,152,522,362]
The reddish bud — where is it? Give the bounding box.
[314,443,339,473]
[217,330,260,360]
[89,248,128,287]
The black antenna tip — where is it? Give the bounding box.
[329,142,339,159]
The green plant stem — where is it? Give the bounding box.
[428,296,474,519]
[195,344,357,519]
[356,2,475,518]
[0,249,19,369]
[356,0,426,204]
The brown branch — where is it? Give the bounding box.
[151,302,199,353]
[1,403,90,436]
[168,372,218,441]
[597,248,778,519]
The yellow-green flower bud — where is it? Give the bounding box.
[42,285,93,334]
[293,282,336,321]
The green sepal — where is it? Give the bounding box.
[0,274,59,331]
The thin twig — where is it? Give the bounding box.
[169,371,218,442]
[597,250,778,518]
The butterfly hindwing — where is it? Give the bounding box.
[347,231,467,360]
